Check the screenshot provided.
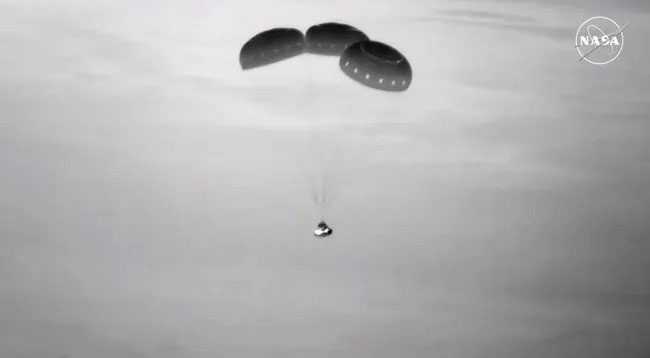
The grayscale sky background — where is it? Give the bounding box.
[1,0,649,357]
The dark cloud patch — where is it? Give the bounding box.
[521,323,650,358]
[434,9,536,23]
[413,15,571,41]
[459,0,650,13]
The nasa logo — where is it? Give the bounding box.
[575,16,627,65]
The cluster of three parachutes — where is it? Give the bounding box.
[239,22,412,92]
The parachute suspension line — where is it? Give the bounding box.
[314,173,327,221]
[302,52,331,223]
[309,167,330,222]
[314,187,325,220]
[321,179,327,221]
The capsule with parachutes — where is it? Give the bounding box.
[240,24,412,238]
[339,40,412,91]
[305,22,369,56]
[314,221,333,238]
[239,28,306,70]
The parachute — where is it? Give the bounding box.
[239,28,306,70]
[239,22,412,238]
[339,40,412,91]
[305,22,369,56]
[238,23,412,92]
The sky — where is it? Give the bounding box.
[1,0,649,357]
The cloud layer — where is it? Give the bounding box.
[1,1,649,357]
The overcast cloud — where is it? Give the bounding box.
[1,1,649,357]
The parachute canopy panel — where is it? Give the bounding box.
[339,40,412,91]
[305,22,369,56]
[240,28,306,70]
